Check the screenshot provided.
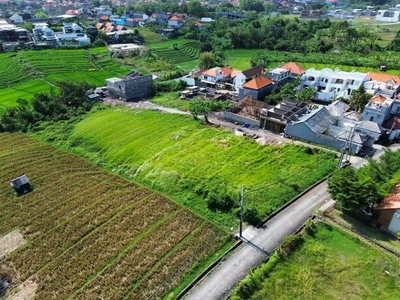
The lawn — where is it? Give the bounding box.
[236,222,400,299]
[34,107,337,229]
[0,132,230,299]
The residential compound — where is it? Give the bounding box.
[33,22,90,47]
[0,20,29,43]
[300,68,368,101]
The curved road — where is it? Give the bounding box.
[186,180,331,300]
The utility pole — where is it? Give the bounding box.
[239,185,245,238]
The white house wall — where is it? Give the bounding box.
[388,209,400,234]
[300,68,367,101]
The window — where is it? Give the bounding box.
[308,76,315,81]
[334,79,344,84]
[370,116,374,121]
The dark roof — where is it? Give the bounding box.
[10,174,29,189]
[242,65,263,79]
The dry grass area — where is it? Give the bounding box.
[0,230,25,259]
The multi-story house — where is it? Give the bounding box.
[299,67,368,102]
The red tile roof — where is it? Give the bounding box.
[202,67,233,78]
[368,72,400,84]
[370,94,388,103]
[383,116,400,130]
[169,15,183,21]
[376,183,400,210]
[243,75,273,90]
[280,62,305,75]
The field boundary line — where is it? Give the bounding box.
[66,207,183,299]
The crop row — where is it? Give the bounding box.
[6,186,152,281]
[132,222,226,299]
[74,208,201,300]
[33,194,181,299]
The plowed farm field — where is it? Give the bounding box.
[0,133,228,299]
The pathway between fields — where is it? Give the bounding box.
[185,180,331,300]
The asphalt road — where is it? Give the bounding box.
[185,180,331,300]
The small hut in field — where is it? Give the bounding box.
[10,175,31,194]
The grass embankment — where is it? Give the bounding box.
[33,107,337,229]
[231,222,400,299]
[0,132,230,299]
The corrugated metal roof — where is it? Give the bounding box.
[327,100,349,117]
[303,107,336,134]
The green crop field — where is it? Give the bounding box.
[0,132,229,299]
[35,108,337,229]
[234,222,400,300]
[0,48,131,109]
[149,39,201,71]
[0,80,53,114]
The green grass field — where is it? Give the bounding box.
[234,222,400,300]
[34,108,337,229]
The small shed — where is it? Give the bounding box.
[10,175,31,194]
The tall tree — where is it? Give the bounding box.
[349,84,370,113]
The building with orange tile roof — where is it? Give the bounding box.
[376,183,400,234]
[280,62,305,76]
[239,75,274,101]
[362,93,393,125]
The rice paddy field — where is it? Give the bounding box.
[0,48,131,109]
[35,107,337,229]
[148,39,201,72]
[0,132,230,299]
[232,222,400,300]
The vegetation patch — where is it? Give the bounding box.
[33,107,337,229]
[231,222,400,300]
[0,133,229,299]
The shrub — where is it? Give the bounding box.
[243,207,262,225]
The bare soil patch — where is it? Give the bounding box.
[5,279,38,300]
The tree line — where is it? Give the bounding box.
[328,149,400,212]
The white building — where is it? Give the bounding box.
[362,94,394,125]
[376,8,400,22]
[300,67,368,102]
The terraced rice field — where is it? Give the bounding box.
[0,53,30,88]
[0,48,131,110]
[150,40,201,65]
[0,133,228,299]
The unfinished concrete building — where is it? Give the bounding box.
[260,100,308,133]
[106,71,153,101]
